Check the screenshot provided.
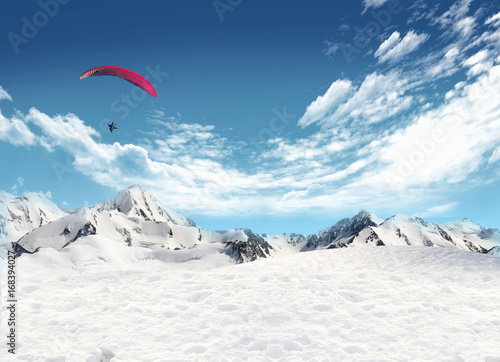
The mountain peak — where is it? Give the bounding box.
[385,214,429,226]
[93,185,197,227]
[126,184,147,194]
[0,190,68,245]
[352,210,384,226]
[316,210,382,237]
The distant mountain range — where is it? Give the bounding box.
[1,185,499,262]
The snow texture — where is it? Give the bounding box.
[1,243,499,360]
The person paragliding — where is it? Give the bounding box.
[80,65,157,132]
[107,122,118,132]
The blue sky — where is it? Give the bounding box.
[1,0,500,234]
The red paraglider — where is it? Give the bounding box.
[80,65,157,97]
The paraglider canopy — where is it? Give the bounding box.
[80,65,157,97]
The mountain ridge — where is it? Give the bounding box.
[2,185,499,262]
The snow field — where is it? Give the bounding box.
[2,238,500,361]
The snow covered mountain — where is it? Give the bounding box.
[0,190,67,247]
[3,185,499,262]
[12,185,210,253]
[342,214,499,253]
[260,211,499,256]
[300,210,384,251]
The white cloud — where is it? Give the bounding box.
[375,31,430,63]
[431,0,477,39]
[25,190,52,199]
[473,25,500,50]
[273,63,500,215]
[0,86,12,102]
[375,31,401,57]
[377,64,500,189]
[464,50,489,66]
[298,80,353,128]
[323,40,340,57]
[489,146,500,164]
[485,12,500,27]
[10,177,24,194]
[260,131,356,164]
[362,0,389,14]
[304,72,413,129]
[415,203,458,218]
[453,16,477,38]
[15,108,273,215]
[339,24,351,32]
[0,110,37,146]
[141,113,236,162]
[425,46,462,78]
[407,0,426,24]
[21,108,100,156]
[433,0,473,26]
[463,50,494,77]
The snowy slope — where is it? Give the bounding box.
[261,232,308,255]
[442,218,500,251]
[488,246,500,256]
[2,244,499,360]
[0,190,67,246]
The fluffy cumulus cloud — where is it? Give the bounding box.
[0,110,37,147]
[463,50,494,77]
[375,31,430,63]
[376,65,500,188]
[277,64,500,212]
[0,86,12,102]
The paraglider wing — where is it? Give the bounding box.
[80,65,157,97]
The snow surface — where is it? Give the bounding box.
[2,237,500,361]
